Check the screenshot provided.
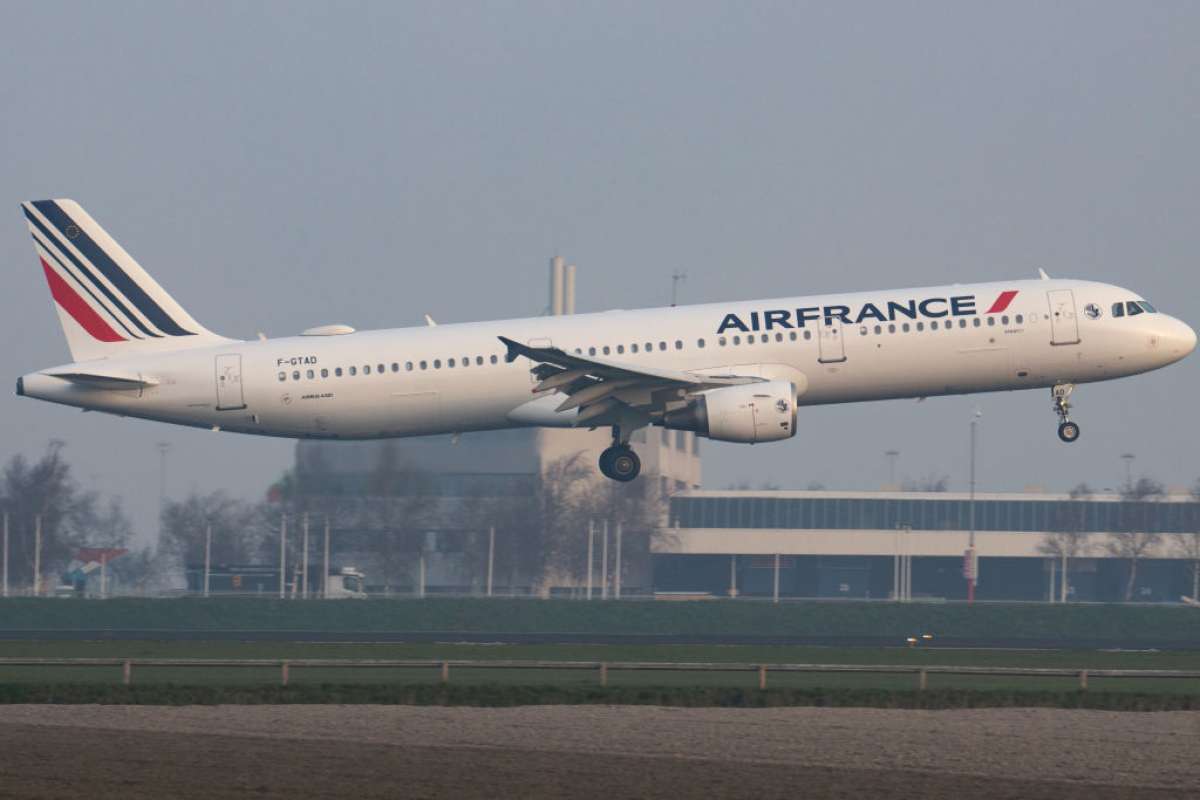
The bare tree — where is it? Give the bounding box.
[1106,477,1165,602]
[0,442,98,591]
[1174,480,1200,601]
[160,491,271,569]
[901,473,950,492]
[1038,483,1094,601]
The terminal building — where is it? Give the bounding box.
[655,490,1200,602]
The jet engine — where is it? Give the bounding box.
[663,380,797,443]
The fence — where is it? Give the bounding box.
[2,657,1198,690]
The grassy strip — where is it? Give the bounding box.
[1,682,1197,710]
[3,597,1200,644]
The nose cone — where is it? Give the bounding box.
[1160,317,1197,363]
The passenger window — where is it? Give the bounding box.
[789,331,797,341]
[774,333,783,342]
[659,341,667,351]
[476,356,484,365]
[293,370,301,380]
[433,359,442,368]
[1126,301,1143,316]
[675,340,683,349]
[958,319,967,328]
[490,355,498,364]
[277,371,286,382]
[645,342,653,352]
[307,369,315,379]
[602,346,611,355]
[916,322,924,331]
[588,347,596,356]
[1015,314,1023,324]
[732,335,741,345]
[804,330,812,340]
[617,344,625,354]
[931,321,938,330]
[419,362,427,370]
[631,343,639,353]
[335,367,343,377]
[719,337,727,346]
[902,323,910,332]
[972,318,981,327]
[888,324,896,334]
[406,362,414,371]
[746,335,754,345]
[697,339,706,348]
[448,358,455,368]
[350,366,358,376]
[461,356,469,367]
[874,325,882,334]
[363,365,371,374]
[321,368,329,378]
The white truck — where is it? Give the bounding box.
[325,567,368,599]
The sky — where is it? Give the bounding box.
[2,2,1199,543]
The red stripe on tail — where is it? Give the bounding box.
[40,258,125,342]
[986,290,1018,314]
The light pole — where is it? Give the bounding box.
[884,450,900,488]
[967,408,982,604]
[1120,453,1135,489]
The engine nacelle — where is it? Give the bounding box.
[663,380,797,443]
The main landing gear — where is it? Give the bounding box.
[599,427,641,482]
[1052,383,1081,443]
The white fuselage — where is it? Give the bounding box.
[17,278,1196,440]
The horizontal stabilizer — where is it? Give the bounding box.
[43,370,159,390]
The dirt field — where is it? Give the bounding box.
[1,706,1197,799]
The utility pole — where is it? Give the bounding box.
[323,517,331,600]
[601,520,609,600]
[967,408,981,604]
[486,526,495,598]
[157,442,170,542]
[586,520,594,600]
[278,514,287,600]
[33,515,43,597]
[203,525,212,598]
[2,512,8,599]
[301,513,310,599]
[614,522,622,599]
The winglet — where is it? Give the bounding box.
[1038,268,1051,281]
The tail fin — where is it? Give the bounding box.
[21,199,228,362]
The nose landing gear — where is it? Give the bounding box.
[599,426,642,482]
[1053,384,1080,443]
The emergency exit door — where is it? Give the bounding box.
[1047,290,1081,346]
[215,354,246,410]
[818,318,847,363]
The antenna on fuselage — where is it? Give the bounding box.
[671,270,688,307]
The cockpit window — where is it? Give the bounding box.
[1138,301,1157,313]
[1112,302,1124,318]
[1126,301,1144,316]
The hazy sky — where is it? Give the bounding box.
[2,2,1199,542]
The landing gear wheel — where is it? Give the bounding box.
[599,446,641,482]
[1051,384,1080,444]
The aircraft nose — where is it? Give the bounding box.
[1161,317,1197,361]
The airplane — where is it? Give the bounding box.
[14,199,1197,482]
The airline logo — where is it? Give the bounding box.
[716,291,1019,334]
[22,200,196,342]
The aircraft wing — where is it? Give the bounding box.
[498,336,760,426]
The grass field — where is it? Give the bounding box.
[2,641,1199,696]
[3,597,1200,646]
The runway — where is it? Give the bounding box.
[1,705,1196,799]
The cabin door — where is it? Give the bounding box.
[1047,290,1081,346]
[215,354,246,410]
[818,318,847,363]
